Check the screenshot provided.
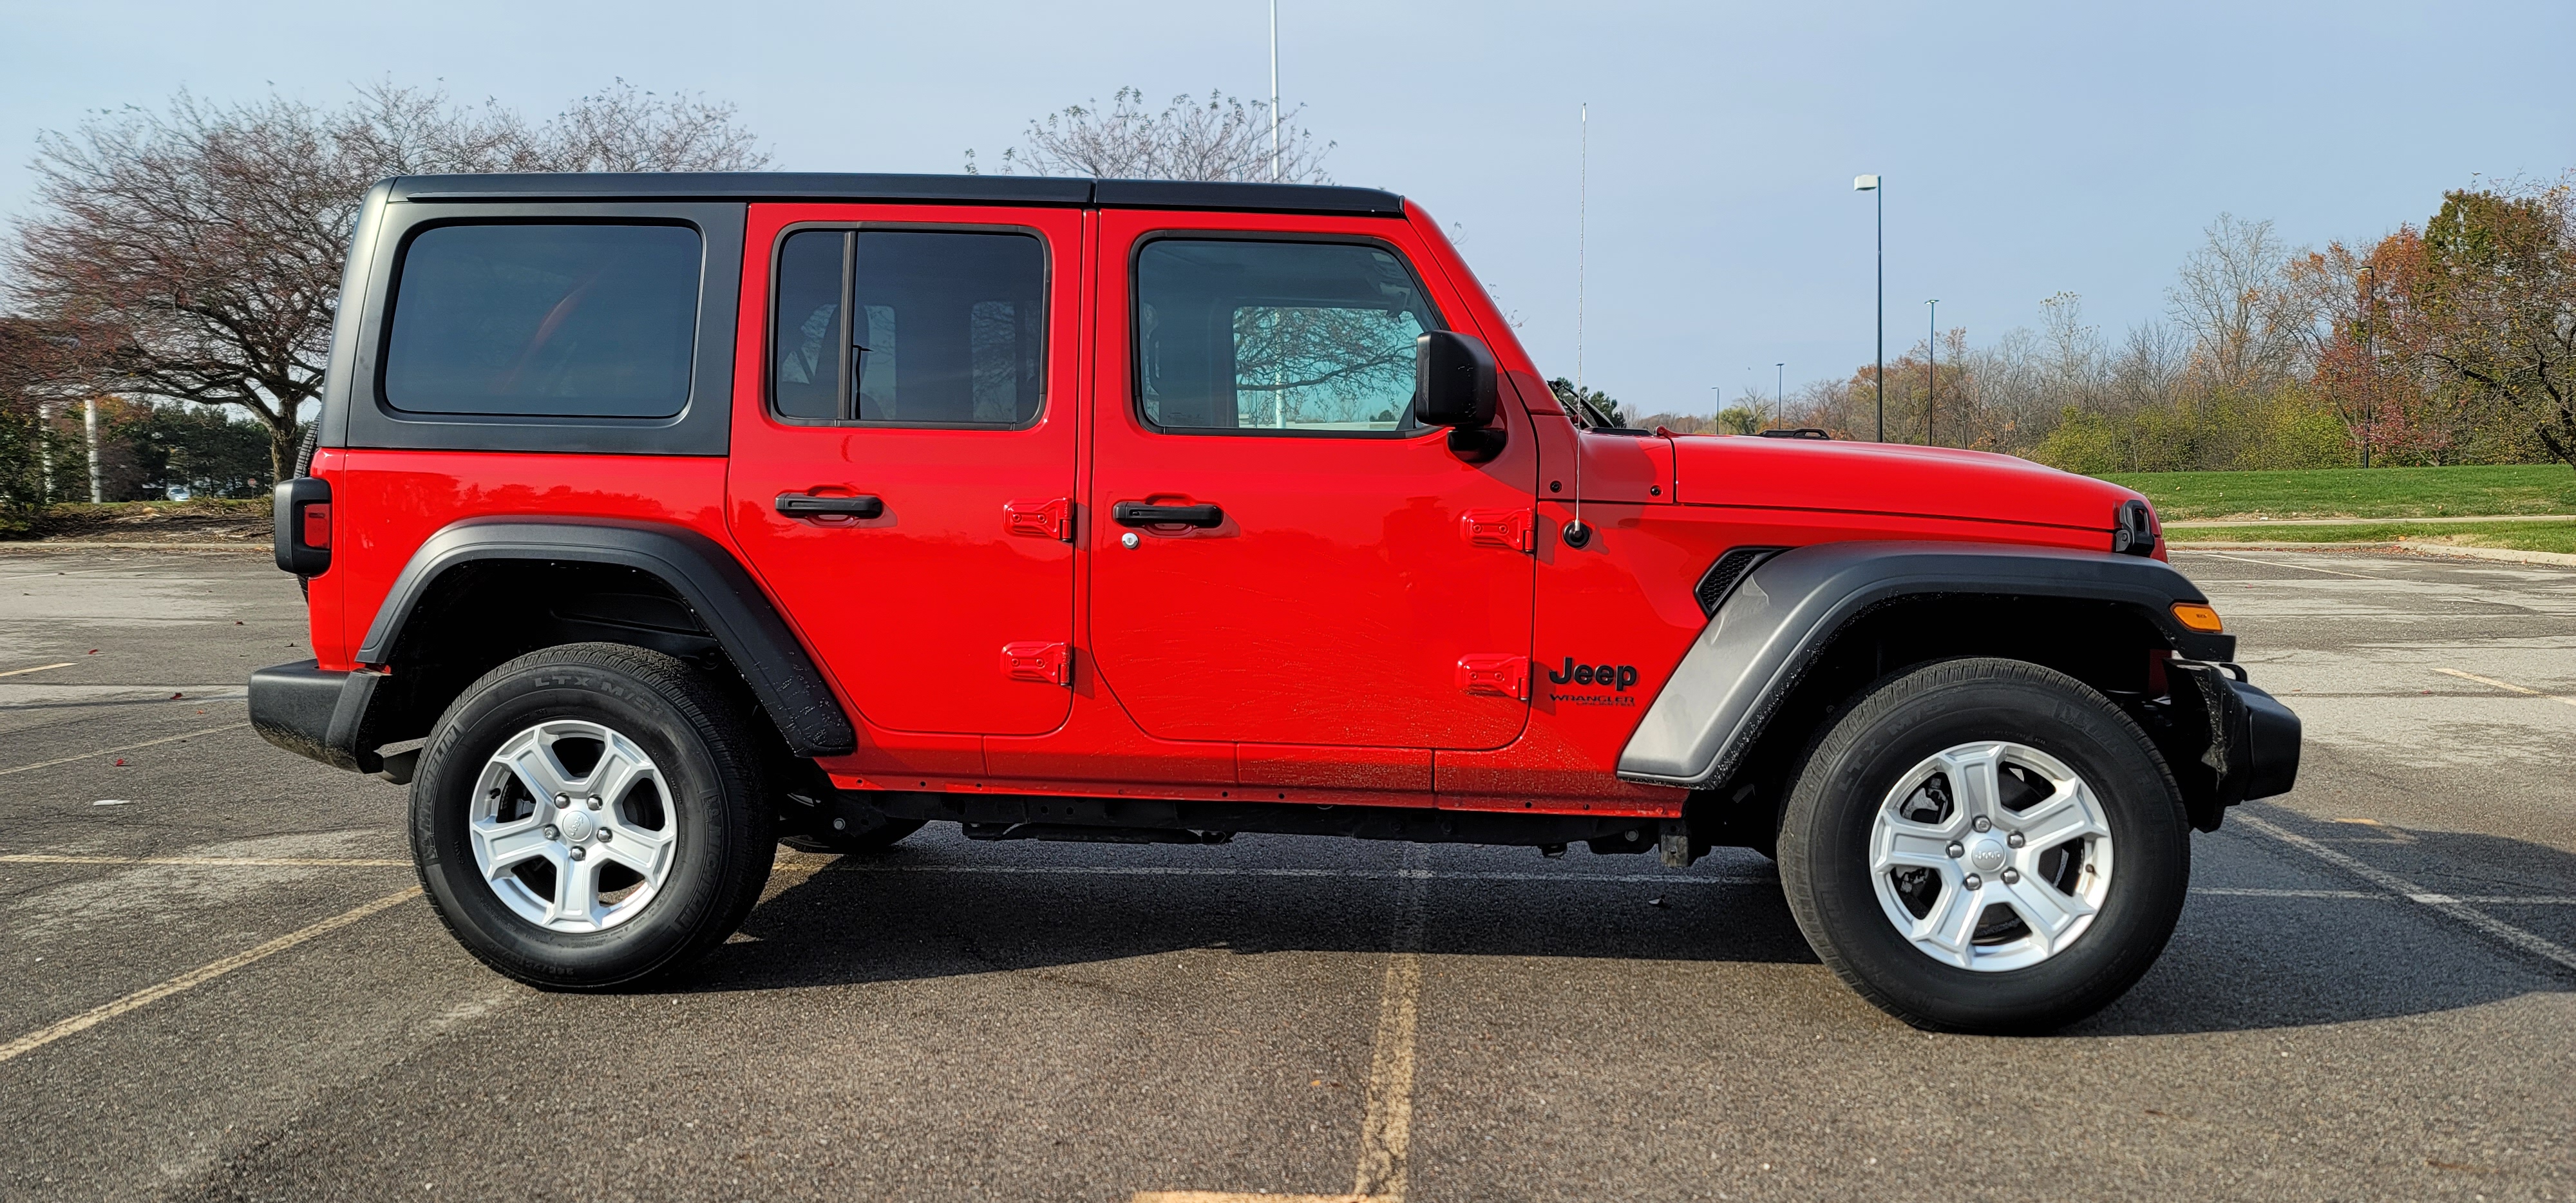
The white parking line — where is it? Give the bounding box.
[2233,815,2576,973]
[0,725,236,776]
[26,855,2570,907]
[2435,667,2576,709]
[0,662,74,679]
[2193,551,2392,580]
[0,887,420,1064]
[0,854,410,867]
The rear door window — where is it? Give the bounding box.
[770,229,1046,427]
[382,223,702,418]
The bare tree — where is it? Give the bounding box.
[967,88,1333,183]
[4,84,768,484]
[2167,213,2314,392]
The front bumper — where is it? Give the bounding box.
[2165,660,2302,828]
[2226,672,2302,802]
[248,659,382,774]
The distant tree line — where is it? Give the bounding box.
[1632,178,2576,474]
[0,82,767,520]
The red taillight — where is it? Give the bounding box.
[302,502,332,549]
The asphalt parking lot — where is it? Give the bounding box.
[0,545,2570,1202]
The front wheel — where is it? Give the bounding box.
[411,643,776,989]
[1778,658,2190,1034]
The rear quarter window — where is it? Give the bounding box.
[381,223,703,418]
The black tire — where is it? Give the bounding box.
[781,815,925,855]
[1777,657,2189,1034]
[410,643,775,990]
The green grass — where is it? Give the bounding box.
[2165,518,2576,554]
[2098,464,2576,520]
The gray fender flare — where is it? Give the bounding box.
[355,518,857,757]
[1616,541,2233,789]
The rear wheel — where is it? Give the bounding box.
[411,643,775,989]
[1778,657,2188,1034]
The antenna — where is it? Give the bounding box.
[1564,103,1593,550]
[1269,0,1281,182]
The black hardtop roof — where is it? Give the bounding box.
[384,173,1406,216]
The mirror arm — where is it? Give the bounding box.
[1446,424,1507,463]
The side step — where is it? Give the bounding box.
[962,822,1234,846]
[865,789,1662,849]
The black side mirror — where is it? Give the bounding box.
[1414,330,1504,460]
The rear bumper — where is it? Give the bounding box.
[248,659,381,773]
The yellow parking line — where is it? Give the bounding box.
[2436,667,2576,709]
[0,887,420,1064]
[1135,856,1430,1203]
[1133,1195,1372,1202]
[0,725,236,776]
[0,854,410,867]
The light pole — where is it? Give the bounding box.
[1854,174,1882,442]
[1924,298,1938,447]
[1774,363,1785,431]
[1268,0,1280,182]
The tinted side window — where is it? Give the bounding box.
[1135,240,1439,435]
[383,223,701,417]
[770,229,1046,427]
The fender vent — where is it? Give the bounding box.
[1695,546,1786,616]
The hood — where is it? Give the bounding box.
[1668,436,2142,535]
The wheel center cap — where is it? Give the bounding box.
[558,808,598,843]
[1969,839,2008,873]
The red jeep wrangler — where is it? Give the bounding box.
[250,173,2298,1033]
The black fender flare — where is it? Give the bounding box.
[354,518,856,757]
[1616,540,2241,790]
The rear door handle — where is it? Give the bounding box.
[775,492,884,518]
[1112,502,1224,528]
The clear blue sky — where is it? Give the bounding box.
[4,1,2570,413]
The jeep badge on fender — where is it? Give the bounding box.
[1548,658,1640,691]
[246,169,2297,1034]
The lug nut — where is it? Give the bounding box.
[586,796,602,811]
[542,824,560,841]
[1971,816,1992,833]
[1946,841,1964,859]
[569,846,586,861]
[556,793,570,806]
[2001,868,2020,885]
[1962,873,1982,890]
[2007,831,2025,848]
[596,829,611,843]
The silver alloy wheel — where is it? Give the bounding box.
[1868,741,2114,972]
[468,719,679,933]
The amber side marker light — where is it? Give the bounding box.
[2171,602,2225,633]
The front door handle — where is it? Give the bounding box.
[775,492,884,519]
[1112,501,1224,528]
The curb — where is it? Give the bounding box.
[2173,540,2576,568]
[2162,513,2576,529]
[0,541,270,553]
